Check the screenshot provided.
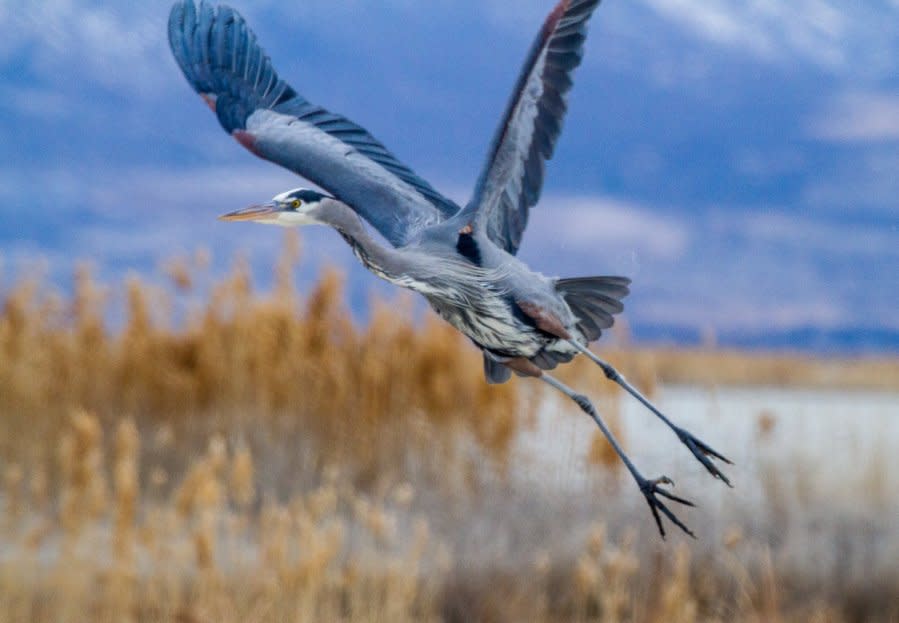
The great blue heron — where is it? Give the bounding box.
[168,0,731,538]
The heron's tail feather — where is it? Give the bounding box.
[482,275,629,384]
[556,276,631,342]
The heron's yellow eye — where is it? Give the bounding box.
[292,199,301,209]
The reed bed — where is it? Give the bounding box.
[610,346,899,392]
[0,234,525,488]
[5,409,895,623]
[1,233,896,622]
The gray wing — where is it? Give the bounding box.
[461,0,602,255]
[168,1,460,247]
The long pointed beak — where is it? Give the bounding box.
[218,203,280,222]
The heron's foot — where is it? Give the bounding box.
[675,428,733,487]
[639,476,696,539]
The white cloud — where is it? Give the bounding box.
[3,162,896,338]
[3,2,174,95]
[0,160,350,290]
[81,164,303,220]
[0,86,69,120]
[528,196,690,262]
[636,0,897,74]
[728,211,899,258]
[734,149,805,182]
[518,196,898,334]
[643,0,769,53]
[809,92,899,142]
[636,298,850,332]
[801,151,899,214]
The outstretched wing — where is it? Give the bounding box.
[168,1,460,247]
[462,0,602,255]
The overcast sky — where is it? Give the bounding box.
[2,1,898,351]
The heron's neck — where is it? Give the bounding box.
[317,199,406,280]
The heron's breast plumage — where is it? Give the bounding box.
[428,294,544,358]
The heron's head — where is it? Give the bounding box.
[219,188,332,227]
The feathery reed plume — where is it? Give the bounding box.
[757,409,778,440]
[3,463,23,530]
[655,543,698,623]
[229,444,255,510]
[29,464,48,514]
[163,255,194,292]
[58,409,108,538]
[113,417,140,562]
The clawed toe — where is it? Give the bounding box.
[568,343,735,502]
[639,476,696,539]
[677,429,733,487]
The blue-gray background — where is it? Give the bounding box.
[2,1,897,352]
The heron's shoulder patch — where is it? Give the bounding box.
[456,230,482,266]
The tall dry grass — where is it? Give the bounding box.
[607,346,899,392]
[1,232,897,622]
[0,233,524,490]
[6,409,893,623]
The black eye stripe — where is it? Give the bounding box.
[276,189,331,205]
[289,189,328,203]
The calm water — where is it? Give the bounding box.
[521,385,898,497]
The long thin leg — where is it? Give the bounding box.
[568,341,733,487]
[541,373,695,539]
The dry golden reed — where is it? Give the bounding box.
[1,234,897,623]
[229,444,255,509]
[0,233,526,487]
[58,408,109,537]
[614,346,899,391]
[2,464,23,530]
[113,417,139,562]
